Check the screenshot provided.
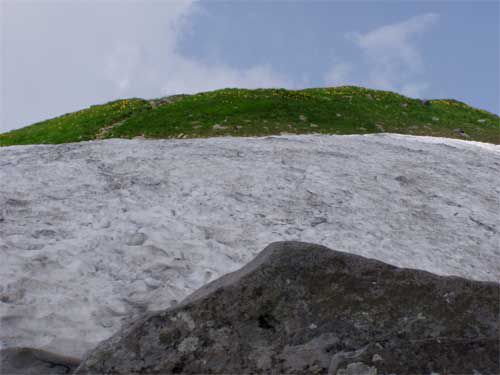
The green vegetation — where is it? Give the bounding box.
[0,99,151,146]
[1,87,498,146]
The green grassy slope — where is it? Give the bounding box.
[0,99,151,146]
[1,87,498,147]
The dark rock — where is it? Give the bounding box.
[310,216,327,227]
[395,175,411,185]
[126,233,147,246]
[1,347,80,374]
[453,128,470,138]
[75,241,500,375]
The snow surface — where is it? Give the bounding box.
[0,134,499,358]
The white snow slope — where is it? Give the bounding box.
[0,134,499,358]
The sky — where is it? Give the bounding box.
[1,0,499,132]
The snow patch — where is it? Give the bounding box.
[0,134,498,358]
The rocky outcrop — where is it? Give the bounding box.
[0,347,80,374]
[75,241,499,374]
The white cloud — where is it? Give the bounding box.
[97,1,292,96]
[324,13,439,97]
[401,82,431,98]
[161,62,288,95]
[1,1,290,132]
[324,62,353,86]
[105,42,142,91]
[351,13,439,71]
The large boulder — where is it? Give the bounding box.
[75,242,499,374]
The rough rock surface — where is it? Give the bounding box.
[75,242,500,375]
[1,134,499,359]
[0,347,80,374]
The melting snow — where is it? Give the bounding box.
[0,134,498,358]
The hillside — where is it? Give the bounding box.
[1,86,499,146]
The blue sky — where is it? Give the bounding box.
[1,0,498,132]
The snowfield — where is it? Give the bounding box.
[0,134,499,359]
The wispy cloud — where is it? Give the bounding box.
[1,1,290,132]
[324,62,354,86]
[325,13,439,97]
[98,1,290,96]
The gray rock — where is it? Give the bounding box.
[337,362,378,375]
[126,233,147,246]
[212,124,227,130]
[75,241,499,374]
[0,347,80,375]
[453,128,470,139]
[310,216,327,227]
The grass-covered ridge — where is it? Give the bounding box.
[1,86,499,146]
[0,99,151,146]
